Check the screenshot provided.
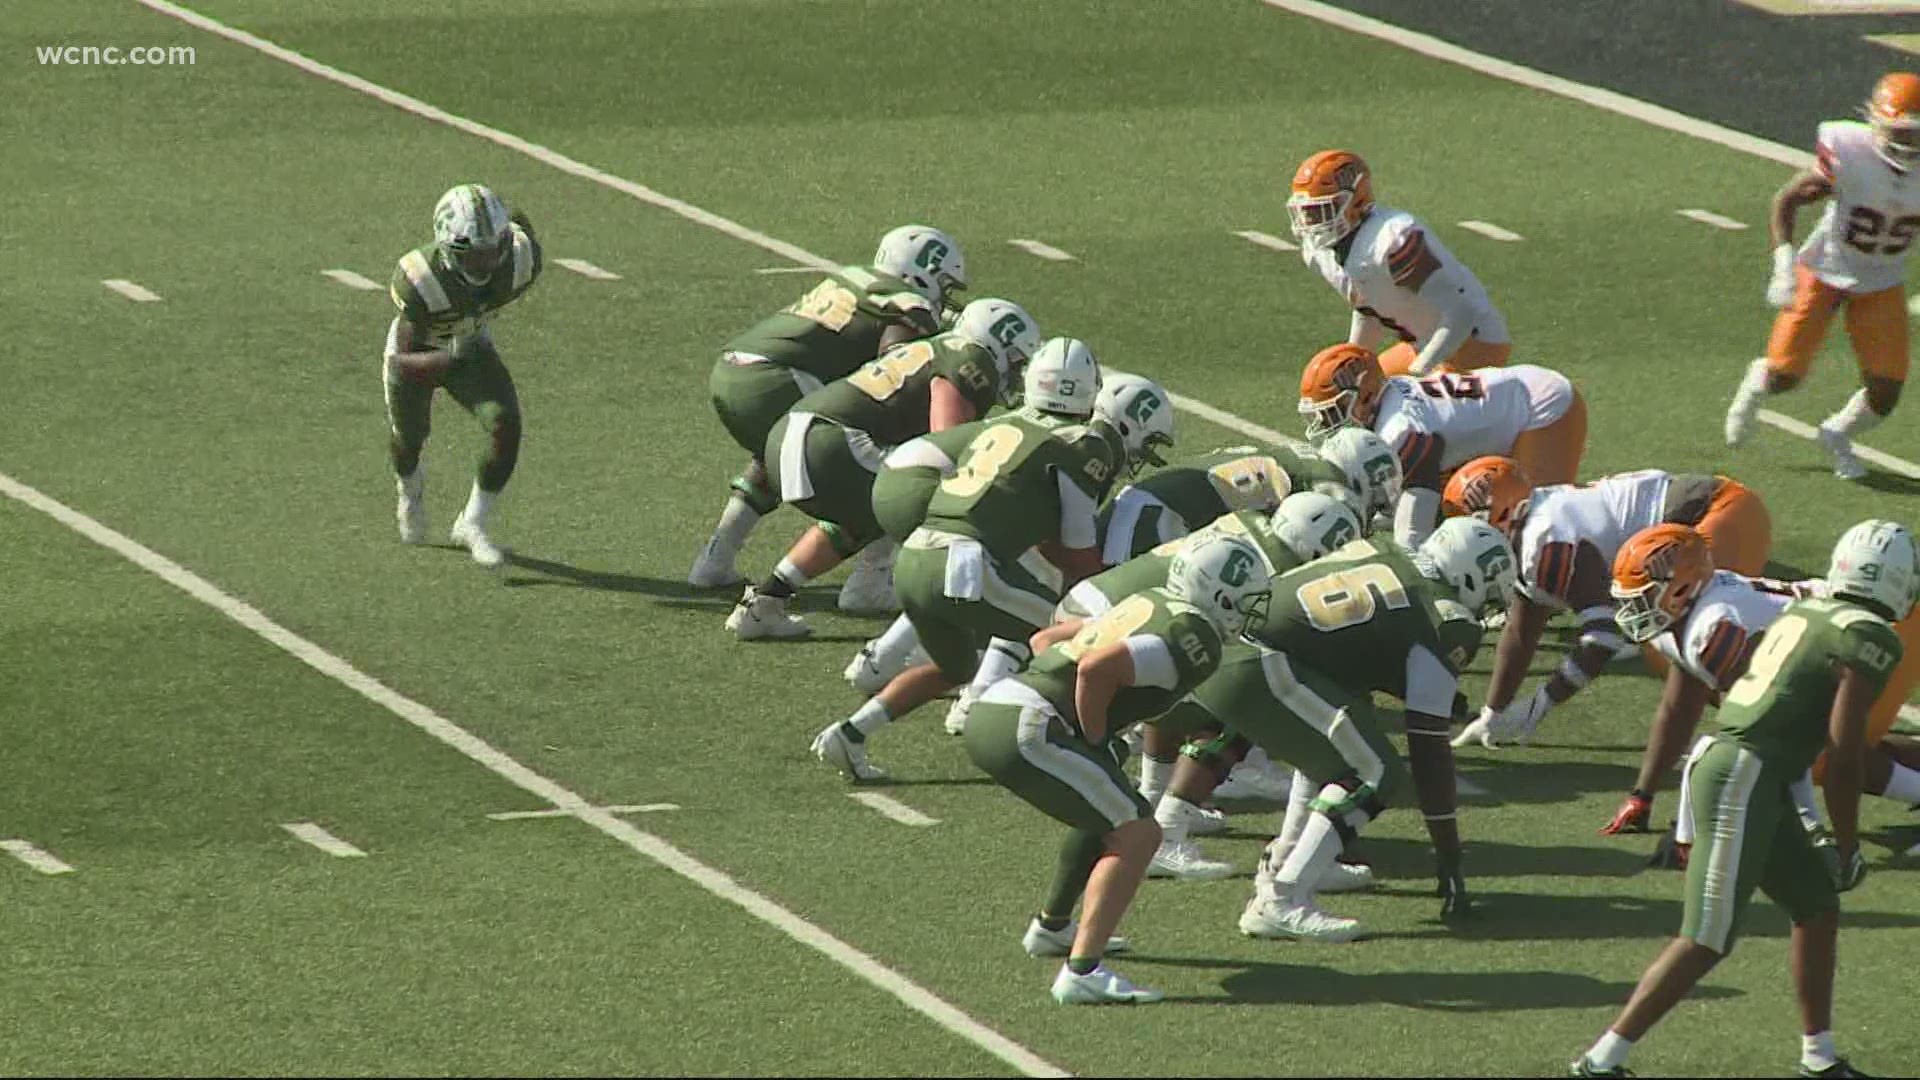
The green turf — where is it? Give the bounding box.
[5,0,1920,1075]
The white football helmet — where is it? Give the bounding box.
[951,298,1042,401]
[873,225,968,310]
[1168,533,1274,638]
[1024,337,1101,418]
[1269,491,1362,565]
[1828,519,1919,621]
[433,184,512,284]
[1094,374,1175,475]
[1417,516,1519,616]
[1317,427,1403,520]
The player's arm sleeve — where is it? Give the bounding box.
[1403,643,1461,717]
[1057,467,1100,550]
[1838,618,1904,697]
[890,293,942,338]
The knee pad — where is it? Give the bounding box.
[730,471,781,515]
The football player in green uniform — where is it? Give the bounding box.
[689,226,966,588]
[965,533,1274,1004]
[1095,426,1401,567]
[1205,517,1515,941]
[811,338,1116,780]
[940,374,1177,736]
[1570,520,1914,1080]
[383,184,542,568]
[725,299,1040,638]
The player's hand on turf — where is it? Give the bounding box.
[1599,791,1652,835]
[1436,853,1471,920]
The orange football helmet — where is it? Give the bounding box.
[1298,343,1387,440]
[1610,524,1715,644]
[1288,150,1375,248]
[1867,72,1920,169]
[1442,456,1534,537]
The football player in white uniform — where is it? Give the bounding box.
[1297,343,1586,548]
[1725,73,1920,480]
[1287,149,1511,377]
[1444,459,1772,748]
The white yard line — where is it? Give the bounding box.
[321,268,382,291]
[755,265,824,274]
[847,792,941,827]
[1456,220,1523,242]
[0,839,76,875]
[1232,229,1298,252]
[102,279,162,302]
[1676,208,1749,231]
[1757,409,1920,480]
[488,802,680,821]
[282,821,368,857]
[554,257,622,281]
[1008,238,1075,262]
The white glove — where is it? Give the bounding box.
[1765,243,1796,308]
[1452,706,1500,749]
[1452,689,1554,749]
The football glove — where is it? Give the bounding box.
[1811,829,1869,892]
[1647,826,1690,871]
[1436,852,1472,920]
[1766,243,1796,308]
[1600,791,1653,835]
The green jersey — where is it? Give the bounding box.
[1252,538,1482,705]
[1081,509,1314,611]
[796,333,1002,445]
[1023,589,1225,734]
[922,409,1119,560]
[389,223,543,349]
[725,267,941,382]
[1129,445,1348,529]
[1715,597,1903,774]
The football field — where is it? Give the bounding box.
[7,1,1920,1075]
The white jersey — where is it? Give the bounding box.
[1653,571,1792,692]
[1372,364,1574,473]
[1799,120,1920,293]
[1302,206,1509,348]
[1516,470,1672,608]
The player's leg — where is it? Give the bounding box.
[1694,478,1773,576]
[1509,386,1587,486]
[1376,342,1420,377]
[1756,797,1854,1076]
[943,552,1064,734]
[1822,283,1911,480]
[1727,265,1839,446]
[1444,337,1512,372]
[692,357,805,587]
[731,421,886,637]
[441,340,522,568]
[1146,714,1237,881]
[846,468,946,691]
[382,356,435,545]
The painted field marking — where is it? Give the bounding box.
[321,268,382,291]
[1009,238,1075,262]
[488,802,680,821]
[0,840,75,875]
[554,257,622,281]
[848,792,941,827]
[282,822,368,857]
[755,265,824,274]
[1677,208,1749,231]
[102,279,162,302]
[1233,228,1298,252]
[1457,220,1523,242]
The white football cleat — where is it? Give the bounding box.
[1725,359,1768,447]
[1317,860,1377,894]
[943,689,977,736]
[1479,609,1508,632]
[843,644,891,696]
[810,722,885,782]
[449,516,506,569]
[1050,964,1162,1005]
[1818,425,1869,481]
[1238,895,1364,943]
[1148,838,1234,880]
[838,550,899,614]
[1188,805,1230,836]
[1214,761,1292,802]
[1020,917,1132,958]
[686,537,746,588]
[726,587,811,640]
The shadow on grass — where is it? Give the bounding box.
[1788,463,1920,496]
[503,552,739,599]
[1126,955,1739,1010]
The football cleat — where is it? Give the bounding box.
[449,516,506,569]
[809,722,885,782]
[1188,805,1229,836]
[1569,1057,1634,1077]
[1725,359,1768,447]
[1238,896,1364,943]
[1020,917,1132,958]
[843,643,891,696]
[838,543,899,614]
[1317,860,1377,894]
[943,689,976,736]
[686,537,746,588]
[726,587,811,640]
[1818,425,1869,481]
[1050,964,1163,1005]
[1798,1057,1873,1078]
[1148,838,1235,881]
[1213,759,1293,802]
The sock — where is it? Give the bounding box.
[461,482,495,527]
[712,495,762,554]
[760,557,809,600]
[1790,770,1829,834]
[1043,830,1106,928]
[869,615,921,671]
[1883,761,1920,804]
[841,698,892,742]
[1270,769,1313,862]
[1824,389,1886,437]
[1585,1030,1633,1071]
[1153,794,1199,844]
[1036,912,1071,933]
[965,637,1029,701]
[1139,756,1175,804]
[1801,1030,1839,1072]
[397,464,424,498]
[1067,955,1100,976]
[1741,357,1772,396]
[1274,811,1342,905]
